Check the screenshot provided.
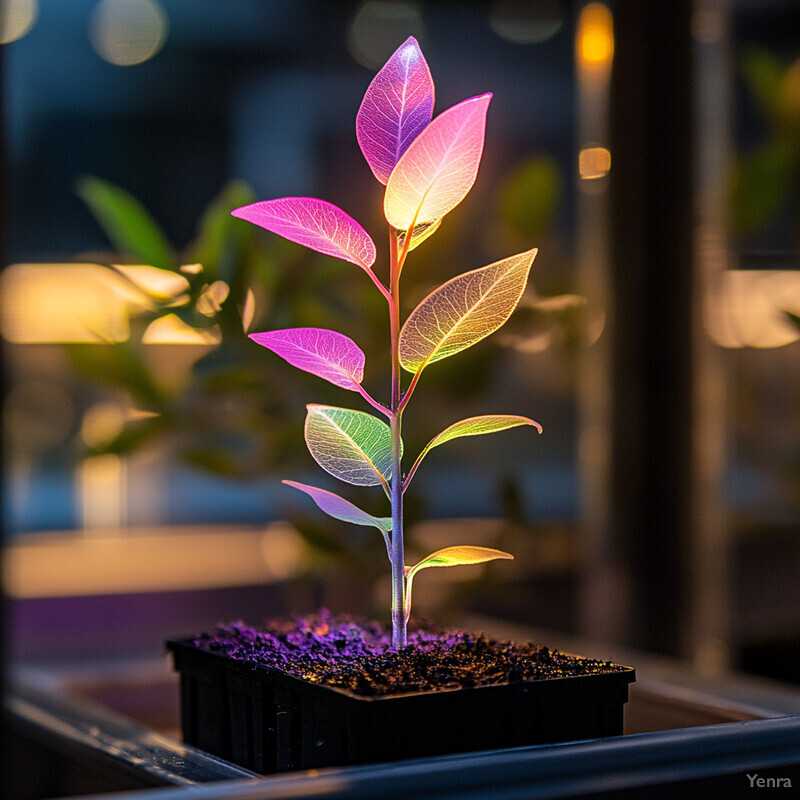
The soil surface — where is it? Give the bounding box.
[193,610,629,696]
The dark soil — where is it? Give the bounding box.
[193,609,628,697]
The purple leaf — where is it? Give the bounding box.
[232,198,376,270]
[357,36,435,185]
[283,480,392,534]
[249,328,365,390]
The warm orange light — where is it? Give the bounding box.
[1,263,134,343]
[0,263,216,344]
[579,146,611,179]
[706,270,800,348]
[577,3,614,70]
[5,524,308,598]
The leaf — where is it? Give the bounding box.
[249,328,365,390]
[384,93,492,230]
[283,480,392,534]
[188,180,258,281]
[231,197,376,271]
[397,219,442,252]
[76,176,174,270]
[357,36,435,185]
[399,248,537,374]
[406,546,514,580]
[405,415,541,488]
[304,405,396,487]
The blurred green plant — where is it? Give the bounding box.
[731,48,800,241]
[70,176,380,479]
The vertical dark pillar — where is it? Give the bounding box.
[608,1,695,655]
[0,43,8,792]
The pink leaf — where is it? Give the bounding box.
[357,36,434,185]
[232,198,376,270]
[249,328,364,390]
[384,93,492,231]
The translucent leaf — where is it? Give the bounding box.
[357,36,434,185]
[397,219,442,252]
[406,415,541,487]
[399,248,537,373]
[304,405,396,487]
[231,198,376,270]
[384,94,492,231]
[283,480,392,534]
[406,546,513,580]
[249,328,365,390]
[76,176,174,270]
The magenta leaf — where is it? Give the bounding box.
[249,328,365,390]
[384,93,492,231]
[231,197,376,270]
[283,480,392,534]
[357,36,435,185]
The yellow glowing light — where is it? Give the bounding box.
[142,314,221,345]
[0,0,38,44]
[706,270,800,349]
[1,263,134,343]
[577,3,614,69]
[90,0,168,66]
[113,264,190,305]
[4,524,308,598]
[80,454,127,531]
[579,146,611,179]
[0,263,212,344]
[81,403,128,449]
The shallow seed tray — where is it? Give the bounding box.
[167,638,635,774]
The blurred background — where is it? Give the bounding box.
[2,0,799,692]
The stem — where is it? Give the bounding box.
[353,382,392,418]
[388,229,408,649]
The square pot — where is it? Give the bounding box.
[166,638,635,774]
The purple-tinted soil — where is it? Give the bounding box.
[193,609,627,697]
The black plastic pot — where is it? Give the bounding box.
[166,638,635,774]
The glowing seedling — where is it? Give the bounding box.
[233,37,540,648]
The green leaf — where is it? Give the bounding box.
[399,248,537,374]
[498,156,561,238]
[730,141,795,236]
[741,47,786,125]
[406,545,514,580]
[403,545,513,623]
[304,405,397,488]
[187,180,257,282]
[76,176,174,269]
[283,480,392,534]
[405,415,541,488]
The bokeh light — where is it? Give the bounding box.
[89,0,168,66]
[489,0,564,45]
[0,0,38,44]
[348,1,425,71]
[577,3,613,70]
